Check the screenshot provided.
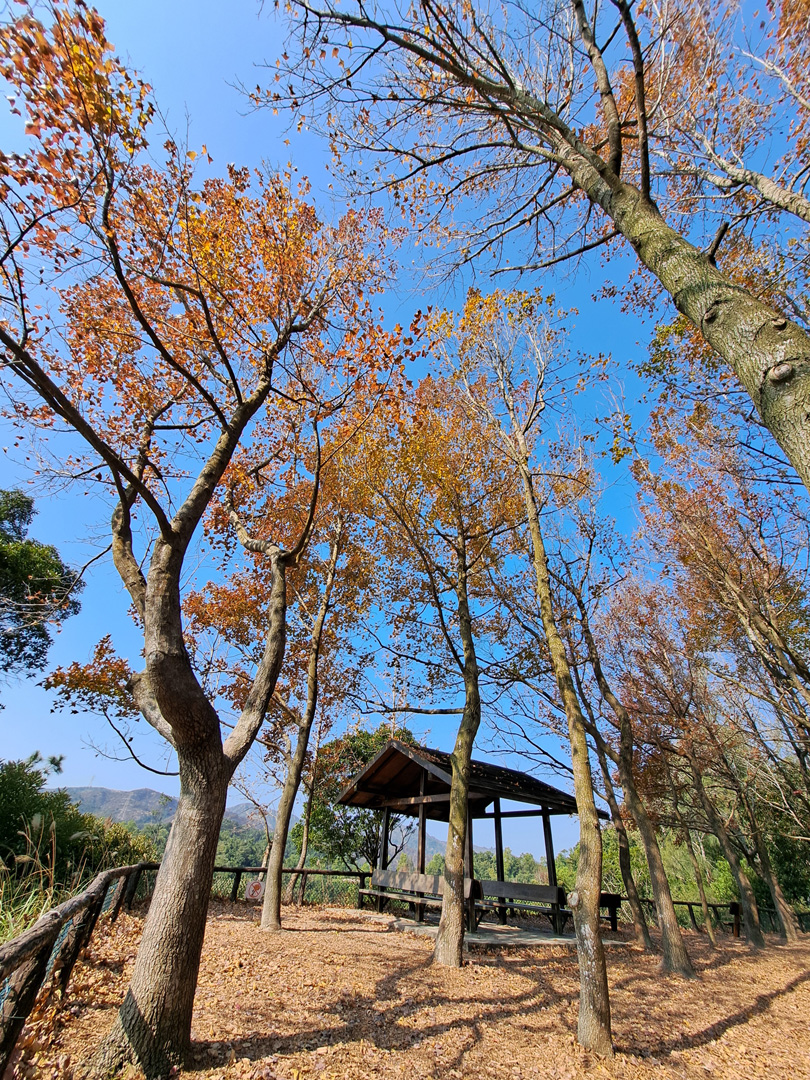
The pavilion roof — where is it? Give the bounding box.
[337,739,583,821]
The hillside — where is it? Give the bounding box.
[63,786,266,828]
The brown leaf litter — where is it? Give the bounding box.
[10,901,810,1080]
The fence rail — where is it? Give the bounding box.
[0,862,368,1072]
[622,896,805,937]
[1,864,805,1073]
[0,860,158,1074]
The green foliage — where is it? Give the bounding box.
[0,489,83,685]
[0,753,154,884]
[215,819,270,867]
[426,848,543,882]
[472,848,544,883]
[303,724,418,870]
[554,826,743,904]
[0,753,157,940]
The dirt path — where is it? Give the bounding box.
[15,903,810,1079]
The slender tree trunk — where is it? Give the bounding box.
[262,529,340,931]
[593,738,653,950]
[518,468,612,1055]
[666,770,717,947]
[688,760,766,948]
[91,745,230,1078]
[285,779,315,905]
[434,559,481,968]
[738,786,799,942]
[262,755,300,930]
[682,826,718,947]
[572,591,694,976]
[617,758,696,977]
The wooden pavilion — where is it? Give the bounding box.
[338,739,592,908]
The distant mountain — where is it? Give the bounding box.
[63,787,270,828]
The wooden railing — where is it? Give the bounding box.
[623,896,802,937]
[0,860,159,1074]
[214,865,368,905]
[0,862,368,1071]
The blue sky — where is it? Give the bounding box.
[0,0,655,857]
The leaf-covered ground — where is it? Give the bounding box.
[14,902,810,1080]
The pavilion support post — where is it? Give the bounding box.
[417,771,427,922]
[543,811,561,934]
[376,806,391,913]
[494,798,507,925]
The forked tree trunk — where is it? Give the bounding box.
[594,738,653,950]
[91,746,230,1077]
[688,760,765,948]
[434,561,481,968]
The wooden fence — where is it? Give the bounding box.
[0,865,804,1073]
[626,896,809,936]
[0,863,366,1073]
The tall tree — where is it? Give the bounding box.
[349,371,519,967]
[0,489,83,686]
[0,5,397,1074]
[449,291,614,1053]
[269,0,810,494]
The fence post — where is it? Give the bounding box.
[229,870,243,903]
[123,867,143,911]
[0,931,59,1075]
[729,902,741,938]
[52,891,105,999]
[357,873,367,910]
[108,874,129,923]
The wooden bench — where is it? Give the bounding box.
[477,880,569,933]
[476,883,623,934]
[359,869,482,930]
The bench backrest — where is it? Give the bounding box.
[479,880,567,906]
[372,869,478,899]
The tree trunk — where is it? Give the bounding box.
[688,761,765,948]
[91,746,229,1078]
[285,784,314,905]
[666,772,717,947]
[594,738,653,950]
[558,159,810,493]
[572,591,694,977]
[262,529,340,930]
[519,468,612,1055]
[682,825,718,947]
[261,757,299,930]
[434,559,481,968]
[618,758,696,977]
[739,785,799,942]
